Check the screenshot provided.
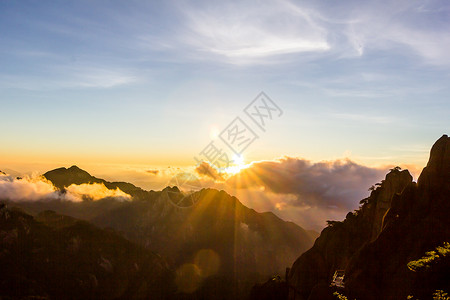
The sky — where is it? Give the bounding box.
[1,0,449,229]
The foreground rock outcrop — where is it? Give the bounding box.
[288,135,450,300]
[345,134,450,300]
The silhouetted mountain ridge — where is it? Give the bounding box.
[44,165,151,199]
[5,166,316,299]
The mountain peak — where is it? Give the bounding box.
[68,165,83,171]
[44,165,98,190]
[46,165,91,176]
[418,134,450,194]
[426,134,449,168]
[43,166,148,199]
[162,186,181,193]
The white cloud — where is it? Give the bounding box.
[0,173,57,202]
[0,173,130,202]
[65,183,131,201]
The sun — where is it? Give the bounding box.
[225,154,247,174]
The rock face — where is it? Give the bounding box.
[345,135,450,300]
[287,168,412,300]
[417,134,450,202]
[288,135,450,300]
[370,169,413,240]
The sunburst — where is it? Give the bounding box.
[225,154,248,174]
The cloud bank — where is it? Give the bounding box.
[0,173,58,202]
[221,157,389,230]
[65,183,131,202]
[227,157,386,210]
[0,172,130,202]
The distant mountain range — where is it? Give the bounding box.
[3,135,448,300]
[1,165,317,299]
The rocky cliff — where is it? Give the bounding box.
[287,135,450,300]
[287,168,412,299]
[345,134,450,300]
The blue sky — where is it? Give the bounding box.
[1,0,449,171]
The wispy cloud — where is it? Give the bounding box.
[3,0,449,79]
[65,65,137,88]
[145,0,450,66]
[335,0,450,65]
[331,113,394,124]
[0,65,136,90]
[146,169,160,175]
[171,0,330,64]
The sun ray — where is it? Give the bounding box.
[225,154,249,175]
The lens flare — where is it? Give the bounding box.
[194,249,221,278]
[175,263,202,294]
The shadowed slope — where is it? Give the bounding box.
[0,204,174,299]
